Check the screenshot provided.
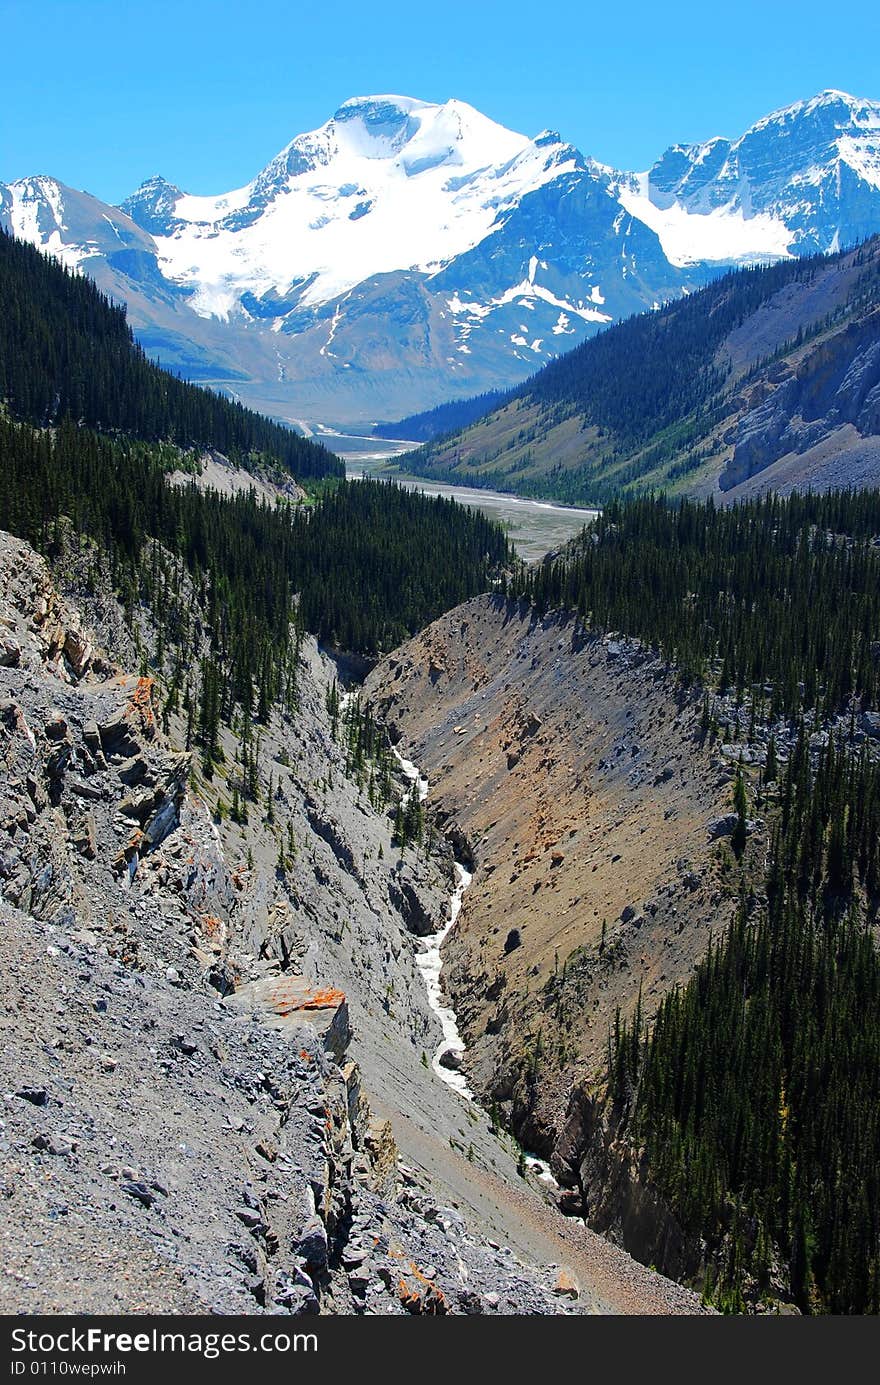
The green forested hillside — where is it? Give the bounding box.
[405,237,880,504]
[612,734,880,1314]
[510,490,880,718]
[0,229,341,480]
[512,489,880,1313]
[0,231,512,755]
[0,416,510,662]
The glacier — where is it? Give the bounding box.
[3,88,880,424]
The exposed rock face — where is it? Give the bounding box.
[0,532,111,685]
[551,1088,701,1284]
[0,530,709,1314]
[724,309,880,490]
[0,650,206,975]
[0,896,583,1315]
[365,596,736,1154]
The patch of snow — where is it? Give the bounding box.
[619,183,794,266]
[449,276,609,329]
[836,134,880,190]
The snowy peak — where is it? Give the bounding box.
[281,94,530,173]
[118,95,579,319]
[121,175,185,235]
[643,88,880,255]
[752,88,880,133]
[326,94,528,171]
[5,88,880,424]
[139,93,535,234]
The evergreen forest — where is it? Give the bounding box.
[0,228,341,480]
[511,489,880,1313]
[509,490,880,719]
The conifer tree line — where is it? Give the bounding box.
[0,229,341,480]
[611,730,880,1314]
[509,490,880,719]
[507,488,880,1312]
[404,236,880,506]
[0,414,511,686]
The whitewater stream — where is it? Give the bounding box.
[392,743,560,1186]
[391,745,475,1099]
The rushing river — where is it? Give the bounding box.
[391,745,474,1099]
[391,743,561,1189]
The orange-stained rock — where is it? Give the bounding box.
[553,1269,579,1298]
[225,973,350,1061]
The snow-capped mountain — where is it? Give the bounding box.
[621,89,880,264]
[3,90,880,424]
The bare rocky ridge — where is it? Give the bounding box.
[0,530,703,1314]
[365,595,739,1187]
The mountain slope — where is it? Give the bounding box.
[406,236,880,503]
[4,90,880,424]
[0,228,340,480]
[0,167,712,1318]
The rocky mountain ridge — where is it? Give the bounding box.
[408,236,880,502]
[3,89,879,423]
[0,528,704,1315]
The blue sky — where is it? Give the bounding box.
[3,0,879,203]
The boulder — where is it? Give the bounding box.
[296,1216,328,1272]
[225,976,350,1062]
[117,755,149,787]
[98,708,142,760]
[363,1117,397,1195]
[44,741,72,779]
[438,1048,463,1071]
[707,813,739,840]
[553,1270,579,1299]
[63,628,92,678]
[73,812,97,860]
[0,637,21,668]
